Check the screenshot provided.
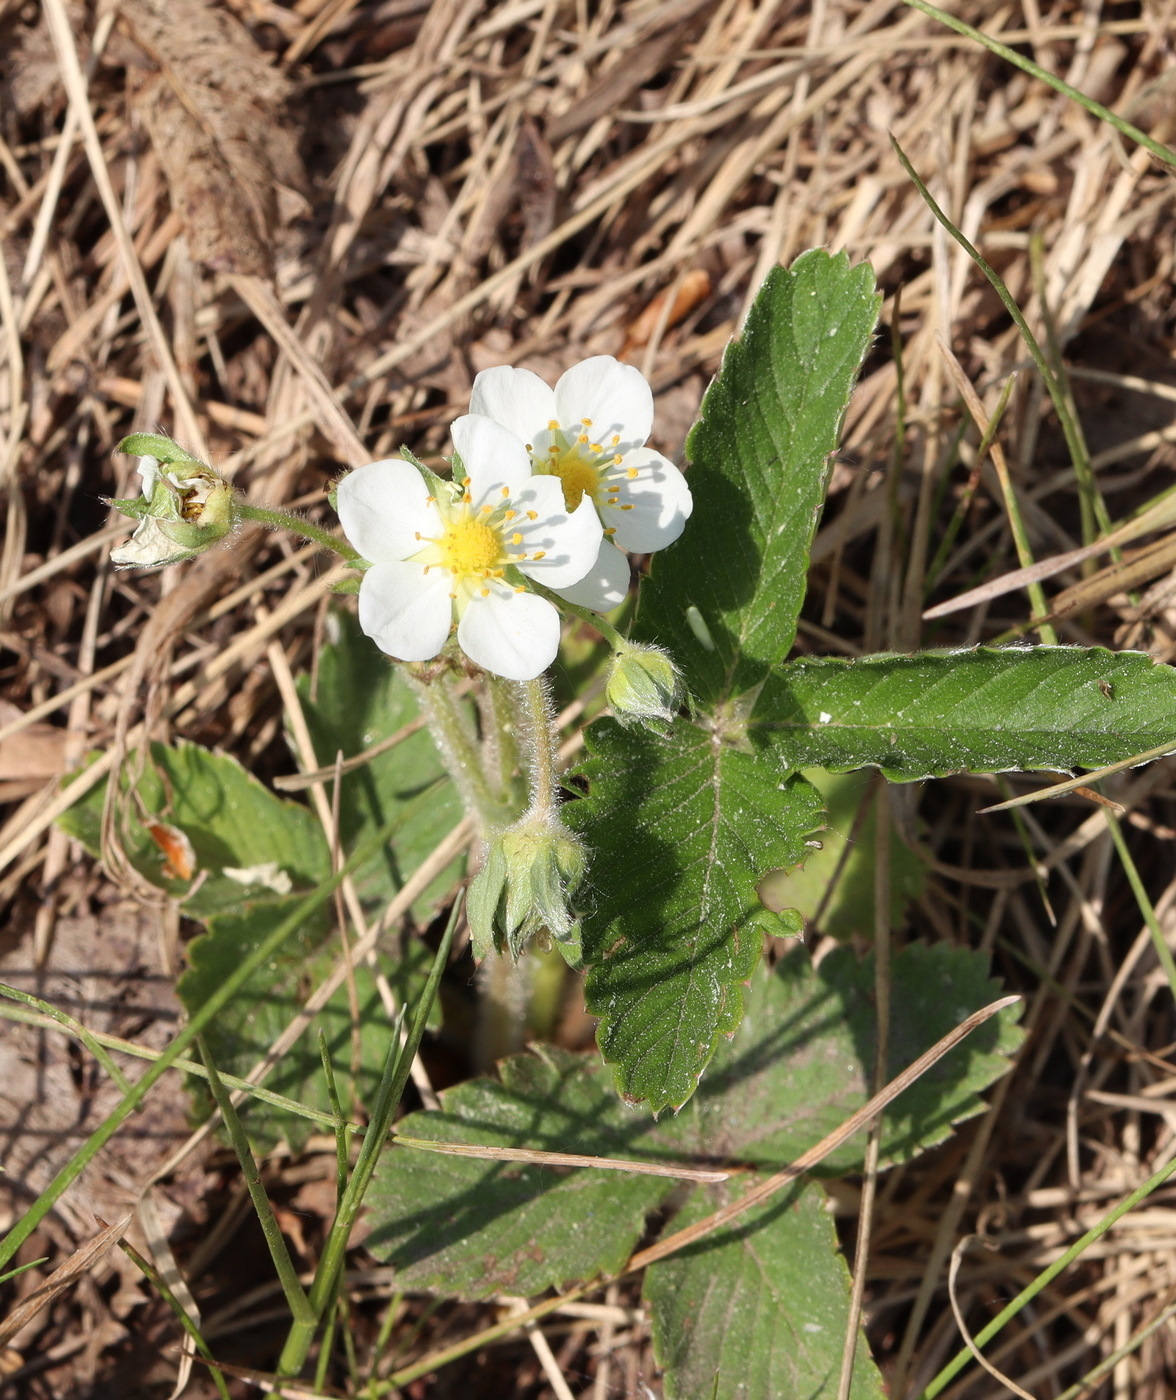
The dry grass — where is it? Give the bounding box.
[2,0,1176,1394]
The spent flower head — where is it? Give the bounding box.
[335,419,601,681]
[459,355,693,613]
[467,813,587,961]
[110,434,234,569]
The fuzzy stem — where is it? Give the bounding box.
[515,676,560,820]
[408,669,517,834]
[236,502,362,561]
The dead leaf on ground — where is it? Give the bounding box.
[120,0,307,277]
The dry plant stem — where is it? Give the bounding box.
[946,1237,1035,1400]
[920,1150,1176,1398]
[836,780,891,1400]
[385,996,1020,1391]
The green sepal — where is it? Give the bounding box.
[115,433,206,467]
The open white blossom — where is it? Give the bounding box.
[466,355,693,611]
[336,418,601,681]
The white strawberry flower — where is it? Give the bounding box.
[335,417,601,681]
[466,355,693,612]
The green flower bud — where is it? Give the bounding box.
[468,815,587,962]
[110,437,235,569]
[605,641,682,730]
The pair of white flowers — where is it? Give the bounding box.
[336,356,692,680]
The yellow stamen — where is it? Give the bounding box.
[548,419,560,430]
[526,510,538,520]
[627,467,639,479]
[438,518,503,575]
[604,527,616,536]
[581,417,592,426]
[511,532,523,544]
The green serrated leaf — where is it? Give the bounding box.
[645,1178,885,1400]
[297,611,464,921]
[758,770,926,938]
[364,1046,677,1297]
[675,943,1023,1173]
[569,719,825,1111]
[754,646,1176,780]
[636,251,880,705]
[57,742,329,918]
[179,900,437,1152]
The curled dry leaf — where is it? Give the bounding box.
[120,0,307,277]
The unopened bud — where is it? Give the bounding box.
[468,815,587,961]
[110,434,235,569]
[605,641,682,729]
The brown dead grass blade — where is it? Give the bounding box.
[0,1213,132,1349]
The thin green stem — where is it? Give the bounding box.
[920,1153,1176,1397]
[409,670,517,832]
[0,806,409,1273]
[0,984,131,1094]
[891,136,1095,506]
[530,579,627,651]
[117,1237,233,1400]
[197,1037,314,1333]
[277,892,462,1378]
[236,502,362,561]
[902,0,1176,171]
[1104,808,1176,1004]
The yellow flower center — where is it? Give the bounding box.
[550,452,602,512]
[439,518,503,575]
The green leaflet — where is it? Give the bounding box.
[645,1180,885,1400]
[570,719,825,1112]
[636,250,880,705]
[753,647,1176,780]
[364,1046,677,1297]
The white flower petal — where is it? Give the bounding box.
[358,559,453,661]
[469,366,558,445]
[555,356,653,445]
[516,492,602,589]
[604,451,693,552]
[137,455,161,497]
[457,589,561,680]
[337,459,436,562]
[111,518,198,569]
[555,538,631,612]
[451,415,534,502]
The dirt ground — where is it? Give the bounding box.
[2,0,1176,1394]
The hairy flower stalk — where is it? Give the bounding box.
[468,676,586,960]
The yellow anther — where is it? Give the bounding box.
[501,486,509,496]
[548,419,560,430]
[414,531,422,539]
[526,510,538,520]
[604,527,617,536]
[481,503,492,512]
[620,504,634,511]
[613,454,623,465]
[512,532,523,544]
[515,586,526,593]
[611,435,620,445]
[533,550,546,559]
[448,591,457,599]
[463,491,472,503]
[577,433,589,444]
[525,443,533,452]
[627,467,639,479]
[590,443,603,454]
[504,510,517,520]
[493,568,504,577]
[549,446,560,455]
[480,588,490,597]
[581,417,592,426]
